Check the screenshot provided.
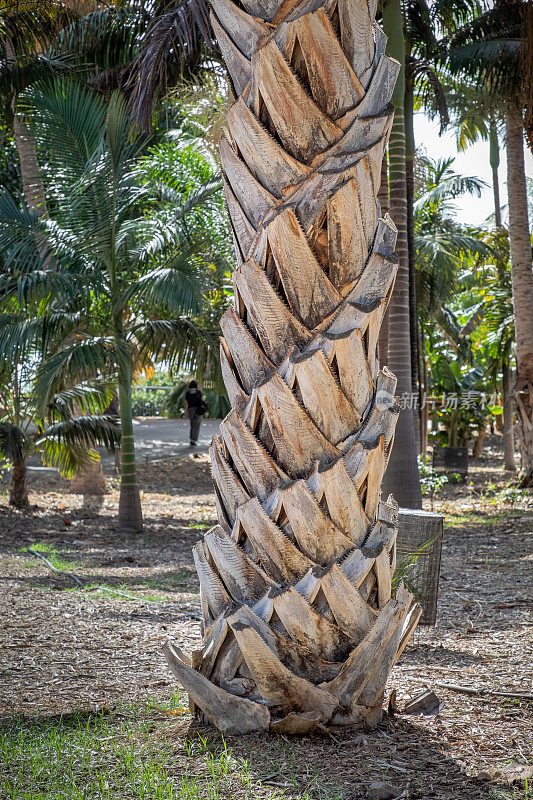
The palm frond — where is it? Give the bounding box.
[54,6,143,73]
[0,52,73,99]
[37,436,95,476]
[19,77,107,182]
[128,0,215,131]
[414,174,486,210]
[136,178,221,259]
[39,413,121,453]
[33,336,120,413]
[127,260,205,316]
[411,61,450,132]
[446,3,525,97]
[1,1,75,58]
[135,316,220,378]
[48,379,118,418]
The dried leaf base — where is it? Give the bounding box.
[164,0,422,733]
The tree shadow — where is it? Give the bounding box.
[184,715,500,800]
[401,641,485,668]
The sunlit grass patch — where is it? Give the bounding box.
[0,705,298,800]
[19,542,87,572]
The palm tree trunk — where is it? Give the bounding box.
[117,359,143,531]
[419,322,428,458]
[472,425,486,460]
[380,0,422,508]
[490,122,502,229]
[505,110,533,485]
[378,153,390,367]
[5,39,48,218]
[164,0,421,734]
[10,458,29,509]
[502,357,516,471]
[404,69,419,403]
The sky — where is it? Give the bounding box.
[414,112,533,227]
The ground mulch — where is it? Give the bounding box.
[0,438,531,799]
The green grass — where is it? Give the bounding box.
[1,706,256,800]
[20,543,87,572]
[444,509,527,526]
[0,705,345,800]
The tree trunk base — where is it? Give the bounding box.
[164,571,420,735]
[471,427,486,460]
[517,471,533,488]
[118,482,143,532]
[9,461,29,509]
[516,384,533,484]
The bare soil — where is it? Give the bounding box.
[1,436,531,799]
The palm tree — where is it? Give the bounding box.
[0,300,120,508]
[0,0,79,215]
[163,0,421,734]
[412,154,490,452]
[505,108,533,482]
[381,0,423,508]
[378,0,479,506]
[449,90,519,469]
[1,0,216,218]
[0,78,222,529]
[448,0,533,484]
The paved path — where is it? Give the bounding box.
[19,418,222,477]
[101,417,222,464]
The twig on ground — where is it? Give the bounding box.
[435,682,533,700]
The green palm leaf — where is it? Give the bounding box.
[20,77,107,182]
[34,337,120,413]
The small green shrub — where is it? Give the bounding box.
[418,455,448,507]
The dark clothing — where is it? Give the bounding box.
[185,388,203,409]
[186,388,203,444]
[188,408,202,444]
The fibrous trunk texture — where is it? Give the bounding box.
[505,111,533,485]
[10,459,29,509]
[165,0,421,734]
[502,360,516,472]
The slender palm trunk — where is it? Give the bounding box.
[505,111,533,485]
[117,358,143,531]
[419,323,428,458]
[502,357,516,471]
[490,122,502,229]
[165,0,421,733]
[404,71,419,403]
[472,426,486,459]
[381,0,422,508]
[12,116,48,217]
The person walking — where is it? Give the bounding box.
[184,381,206,447]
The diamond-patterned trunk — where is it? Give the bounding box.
[164,0,422,734]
